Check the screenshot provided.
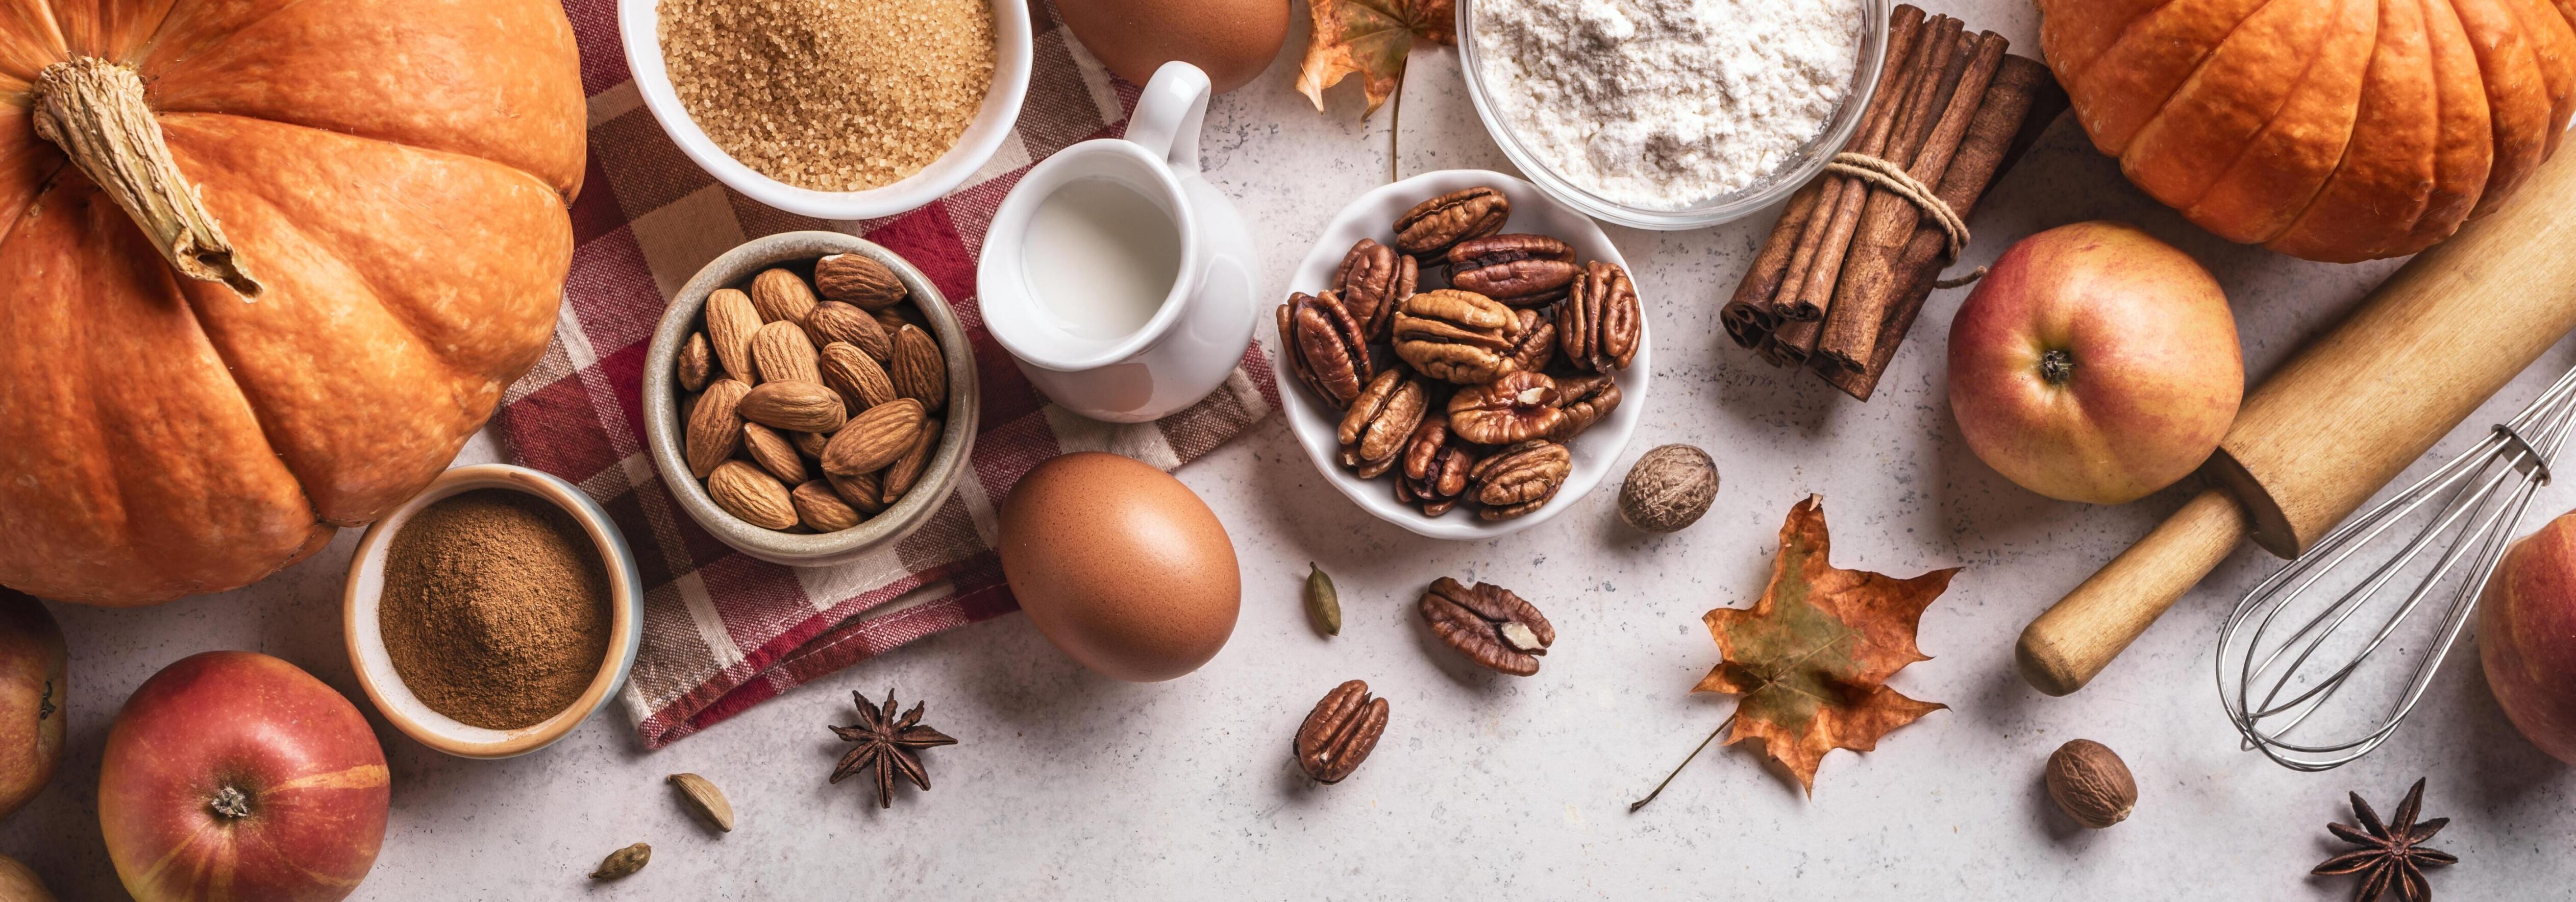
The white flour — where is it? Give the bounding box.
[1473,0,1865,210]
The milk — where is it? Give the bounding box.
[1021,178,1181,343]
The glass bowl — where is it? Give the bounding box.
[1455,0,1889,230]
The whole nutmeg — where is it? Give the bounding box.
[1618,444,1717,532]
[2044,739,2137,829]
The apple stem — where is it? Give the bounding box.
[208,786,252,820]
[2040,349,2075,385]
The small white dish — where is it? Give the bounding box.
[618,0,1034,220]
[1279,169,1653,540]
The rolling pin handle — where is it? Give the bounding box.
[2015,487,2249,696]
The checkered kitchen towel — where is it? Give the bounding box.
[497,0,1277,748]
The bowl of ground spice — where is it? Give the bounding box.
[344,465,645,758]
[621,0,1033,220]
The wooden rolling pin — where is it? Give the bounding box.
[2016,148,2576,696]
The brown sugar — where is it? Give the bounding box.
[380,489,612,731]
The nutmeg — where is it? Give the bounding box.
[1618,444,1716,533]
[2044,739,2137,829]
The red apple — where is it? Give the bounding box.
[99,651,388,902]
[1948,221,2241,504]
[0,853,55,901]
[2482,510,2576,764]
[0,591,63,820]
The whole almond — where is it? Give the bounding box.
[804,301,891,361]
[880,417,941,503]
[791,430,831,459]
[750,320,820,384]
[819,342,898,411]
[749,267,819,323]
[678,331,715,392]
[707,460,798,529]
[822,398,925,476]
[685,379,751,479]
[704,289,761,384]
[739,380,847,433]
[814,253,906,309]
[888,325,947,412]
[827,470,888,515]
[790,480,863,532]
[666,773,735,832]
[742,422,808,484]
[871,306,915,334]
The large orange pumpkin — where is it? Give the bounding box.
[2039,0,2576,262]
[0,1,585,605]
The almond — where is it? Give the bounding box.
[819,342,898,412]
[678,331,716,392]
[822,398,924,476]
[738,380,847,433]
[790,480,863,532]
[750,320,820,384]
[803,301,891,361]
[880,417,940,503]
[826,470,888,516]
[888,325,947,412]
[814,253,906,309]
[870,307,912,334]
[791,430,831,459]
[704,289,762,385]
[707,460,798,530]
[748,267,819,323]
[742,422,808,484]
[685,380,751,479]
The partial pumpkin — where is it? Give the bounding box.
[2038,0,2576,262]
[0,1,587,604]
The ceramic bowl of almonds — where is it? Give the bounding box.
[643,231,980,567]
[1277,170,1651,540]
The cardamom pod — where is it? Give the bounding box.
[589,842,650,880]
[1305,563,1341,636]
[667,772,735,832]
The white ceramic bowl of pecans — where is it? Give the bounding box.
[1276,169,1652,541]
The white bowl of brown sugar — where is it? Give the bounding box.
[621,0,1034,220]
[343,465,645,759]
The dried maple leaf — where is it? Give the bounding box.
[1296,0,1456,117]
[1694,495,1955,794]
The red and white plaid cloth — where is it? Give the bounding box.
[498,0,1277,748]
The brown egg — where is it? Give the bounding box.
[998,452,1241,680]
[1056,0,1290,94]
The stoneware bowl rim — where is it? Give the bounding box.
[343,463,646,759]
[641,230,982,566]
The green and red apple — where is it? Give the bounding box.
[2482,509,2576,764]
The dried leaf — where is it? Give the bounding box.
[1694,495,1955,793]
[1296,0,1457,117]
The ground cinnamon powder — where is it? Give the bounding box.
[381,489,612,731]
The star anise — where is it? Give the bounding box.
[828,689,958,809]
[2313,777,2457,901]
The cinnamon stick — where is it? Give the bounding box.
[1767,6,1929,326]
[1722,179,1825,348]
[1788,15,1965,324]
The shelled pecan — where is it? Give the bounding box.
[1393,187,1508,259]
[1446,234,1577,306]
[1503,308,1556,374]
[1293,679,1390,784]
[1559,260,1641,373]
[1391,289,1523,384]
[1448,372,1562,445]
[1468,441,1571,521]
[1331,238,1414,343]
[1336,369,1427,479]
[1549,373,1622,442]
[1419,577,1555,676]
[1395,415,1476,516]
[1278,291,1374,408]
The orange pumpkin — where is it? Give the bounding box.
[0,1,585,605]
[2039,0,2576,262]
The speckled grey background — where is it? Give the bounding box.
[6,3,2573,897]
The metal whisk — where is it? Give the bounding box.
[2217,364,2576,771]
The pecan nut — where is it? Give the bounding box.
[1504,307,1556,374]
[1549,373,1622,442]
[1559,260,1642,373]
[1336,369,1428,478]
[1419,577,1555,676]
[1448,372,1563,445]
[1293,679,1390,784]
[1393,187,1509,259]
[1445,234,1577,306]
[1468,440,1571,521]
[1278,291,1374,408]
[1395,415,1477,516]
[1331,238,1414,343]
[1391,289,1523,384]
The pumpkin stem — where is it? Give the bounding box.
[30,57,260,297]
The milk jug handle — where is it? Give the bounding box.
[1125,62,1210,175]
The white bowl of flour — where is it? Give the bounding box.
[1459,0,1888,229]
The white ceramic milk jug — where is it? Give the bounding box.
[979,61,1261,423]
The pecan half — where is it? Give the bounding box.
[1395,415,1477,516]
[1559,260,1642,373]
[1394,187,1508,259]
[1504,308,1556,374]
[1278,291,1374,408]
[1294,679,1389,784]
[1336,368,1427,478]
[1549,373,1622,442]
[1468,440,1571,521]
[1420,577,1555,676]
[1448,372,1563,445]
[1331,238,1414,343]
[1391,289,1523,384]
[1445,234,1577,306]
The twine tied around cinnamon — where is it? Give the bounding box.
[1823,152,1986,288]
